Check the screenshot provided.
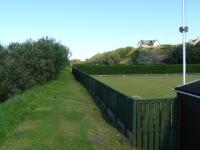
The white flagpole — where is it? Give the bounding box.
[180,0,188,85]
[183,0,186,85]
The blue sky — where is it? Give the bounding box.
[0,0,199,60]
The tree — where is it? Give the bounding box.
[130,49,140,64]
[165,43,200,64]
[0,37,70,102]
[70,59,83,65]
[136,50,160,65]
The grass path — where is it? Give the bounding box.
[0,68,131,150]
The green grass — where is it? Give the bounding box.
[95,74,200,99]
[0,68,131,150]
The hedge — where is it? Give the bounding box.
[75,64,200,75]
[0,37,69,102]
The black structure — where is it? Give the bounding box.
[175,80,200,150]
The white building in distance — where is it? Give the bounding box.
[189,37,200,46]
[137,40,160,48]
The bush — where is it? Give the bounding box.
[86,47,134,65]
[130,49,139,64]
[136,50,160,65]
[75,64,200,75]
[166,43,200,64]
[0,37,70,102]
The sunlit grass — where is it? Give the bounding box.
[0,68,131,150]
[95,74,200,99]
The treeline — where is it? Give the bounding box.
[130,45,171,65]
[0,37,70,102]
[85,47,134,65]
[166,43,200,64]
[81,43,200,65]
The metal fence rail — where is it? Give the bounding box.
[72,67,179,150]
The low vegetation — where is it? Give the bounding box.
[0,77,46,144]
[85,47,134,65]
[0,37,70,102]
[75,64,200,75]
[166,43,200,64]
[0,68,131,150]
[82,43,200,65]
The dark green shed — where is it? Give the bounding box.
[175,80,200,150]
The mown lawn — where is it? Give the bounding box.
[0,68,131,150]
[95,74,200,99]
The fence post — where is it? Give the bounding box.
[132,100,137,149]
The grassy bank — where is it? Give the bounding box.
[0,68,131,150]
[0,79,43,144]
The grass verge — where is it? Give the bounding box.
[0,80,43,144]
[0,68,131,150]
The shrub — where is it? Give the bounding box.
[75,64,200,75]
[0,37,70,102]
[166,43,200,64]
[136,50,160,65]
[87,47,135,65]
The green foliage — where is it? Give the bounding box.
[130,49,139,64]
[75,64,200,75]
[115,47,133,58]
[0,37,70,102]
[103,52,121,65]
[86,47,135,65]
[70,59,83,65]
[164,43,200,64]
[136,49,160,65]
[86,45,174,65]
[130,45,172,64]
[165,45,182,64]
[0,86,41,144]
[84,43,200,65]
[0,68,131,149]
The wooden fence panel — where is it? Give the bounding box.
[136,102,143,150]
[72,68,179,150]
[143,103,149,150]
[148,102,154,150]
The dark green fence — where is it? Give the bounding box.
[133,99,179,150]
[72,67,179,150]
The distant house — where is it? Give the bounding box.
[189,37,200,46]
[137,40,160,48]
